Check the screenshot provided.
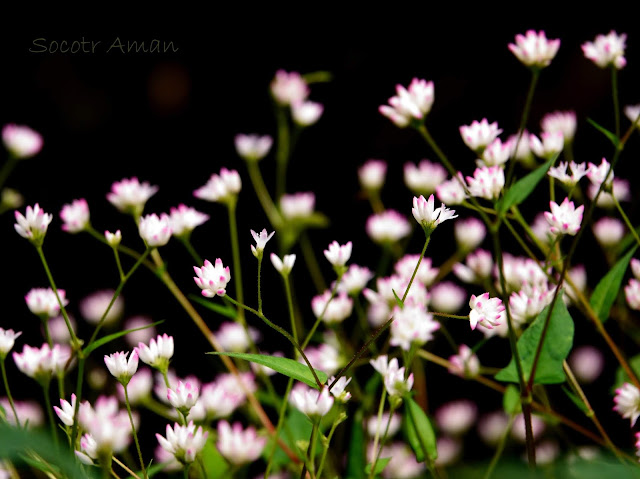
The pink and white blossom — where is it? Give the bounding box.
[390,304,439,351]
[582,31,627,69]
[412,194,457,231]
[13,343,70,380]
[303,343,341,376]
[625,104,640,127]
[0,328,21,358]
[466,166,505,200]
[468,292,504,330]
[453,249,493,284]
[251,229,275,258]
[569,346,604,384]
[116,368,153,404]
[215,322,260,352]
[136,334,174,370]
[541,110,577,141]
[328,375,352,403]
[324,240,352,267]
[60,199,90,233]
[366,412,402,438]
[14,203,53,244]
[168,204,209,237]
[234,134,273,162]
[625,279,640,310]
[193,258,231,297]
[104,351,139,385]
[544,197,584,236]
[138,213,172,247]
[586,158,614,187]
[454,217,486,251]
[291,384,334,418]
[336,264,374,295]
[436,173,467,205]
[593,217,625,247]
[429,282,467,313]
[2,124,43,159]
[292,100,324,126]
[448,344,480,378]
[157,421,209,464]
[270,70,309,106]
[508,30,560,68]
[588,178,630,208]
[614,382,640,425]
[529,131,564,159]
[311,290,353,324]
[383,357,414,398]
[193,168,242,203]
[0,398,43,428]
[280,192,315,220]
[404,159,447,195]
[547,161,587,186]
[460,119,502,152]
[480,138,513,167]
[107,177,158,215]
[270,253,296,275]
[105,229,122,247]
[436,400,478,436]
[509,285,553,325]
[216,420,265,465]
[25,287,67,318]
[395,255,439,286]
[167,380,199,412]
[359,159,387,191]
[379,78,434,127]
[366,210,411,244]
[53,394,77,427]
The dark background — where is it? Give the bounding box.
[2,12,640,464]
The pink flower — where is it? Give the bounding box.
[625,279,640,310]
[107,177,158,215]
[569,346,604,384]
[324,240,352,267]
[586,158,614,187]
[14,203,53,244]
[216,421,265,465]
[614,382,640,425]
[544,197,584,236]
[480,138,513,167]
[104,351,139,385]
[468,292,504,330]
[337,264,374,295]
[366,210,411,244]
[529,132,564,159]
[541,110,577,142]
[460,119,502,152]
[54,394,77,427]
[411,194,457,231]
[593,217,625,247]
[215,322,260,353]
[270,70,309,106]
[157,421,209,464]
[453,249,493,284]
[508,30,560,68]
[193,168,241,203]
[13,343,70,381]
[359,159,387,191]
[270,253,296,275]
[547,161,587,186]
[80,289,123,325]
[167,380,199,412]
[311,290,353,324]
[292,101,324,126]
[291,385,334,419]
[60,198,90,233]
[138,213,172,247]
[234,134,273,162]
[448,344,480,378]
[250,229,275,258]
[436,400,477,436]
[404,159,447,195]
[454,217,486,251]
[436,174,467,205]
[193,258,231,297]
[582,31,627,69]
[379,78,434,127]
[390,304,439,351]
[2,124,43,159]
[429,282,466,313]
[136,334,174,371]
[25,287,67,318]
[0,328,22,358]
[466,166,505,200]
[328,376,352,403]
[105,230,122,247]
[280,192,315,220]
[168,204,209,237]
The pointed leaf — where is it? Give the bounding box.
[345,409,366,479]
[589,245,638,322]
[392,289,404,309]
[587,117,620,147]
[495,296,574,384]
[562,386,590,415]
[404,396,437,463]
[502,384,521,415]
[189,294,237,319]
[208,352,327,389]
[496,154,557,215]
[365,457,391,475]
[82,320,164,356]
[200,438,229,478]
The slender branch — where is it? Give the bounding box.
[123,386,148,479]
[0,359,20,428]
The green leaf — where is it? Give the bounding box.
[208,352,327,389]
[587,117,620,147]
[82,320,164,356]
[345,409,366,479]
[201,438,230,479]
[302,71,333,84]
[263,408,310,468]
[365,457,391,475]
[189,294,237,319]
[496,154,557,215]
[589,245,638,323]
[502,384,521,415]
[392,289,404,309]
[404,396,438,463]
[613,354,640,392]
[495,296,574,384]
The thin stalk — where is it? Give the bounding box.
[112,457,141,479]
[367,190,385,214]
[482,414,517,479]
[613,193,640,247]
[225,295,323,389]
[246,161,283,229]
[299,231,327,293]
[316,415,341,479]
[70,357,85,446]
[227,201,246,324]
[368,389,388,479]
[0,359,19,427]
[301,273,343,350]
[275,106,291,200]
[284,276,300,345]
[112,246,125,281]
[305,419,320,479]
[264,377,295,478]
[42,381,58,448]
[123,386,148,479]
[430,312,469,320]
[257,255,263,314]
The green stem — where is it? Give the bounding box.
[284,276,299,345]
[257,255,263,315]
[42,381,58,448]
[227,201,245,324]
[316,414,342,479]
[299,231,327,293]
[275,106,290,201]
[301,273,343,350]
[369,388,387,479]
[613,194,640,247]
[225,295,323,389]
[179,235,203,266]
[482,414,517,479]
[0,155,18,192]
[306,419,320,478]
[246,161,282,229]
[113,245,125,281]
[430,312,469,320]
[369,403,396,479]
[0,359,20,428]
[264,377,295,478]
[124,386,148,479]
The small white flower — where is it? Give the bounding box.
[168,204,209,237]
[53,394,77,427]
[138,213,172,247]
[0,328,22,358]
[404,159,448,195]
[468,292,505,330]
[379,78,434,127]
[436,174,467,205]
[460,119,502,152]
[270,70,309,106]
[390,304,439,351]
[586,158,614,187]
[104,230,122,247]
[448,345,480,378]
[216,322,260,353]
[291,101,323,126]
[193,168,242,204]
[167,380,199,412]
[270,253,296,276]
[625,104,640,127]
[383,358,414,398]
[544,197,584,236]
[359,160,387,191]
[366,210,411,244]
[25,287,67,318]
[582,31,627,69]
[104,351,139,385]
[2,124,43,159]
[454,217,485,252]
[508,30,561,68]
[480,138,513,167]
[107,177,158,216]
[13,343,70,381]
[60,199,90,233]
[136,334,174,371]
[411,194,457,232]
[291,385,334,419]
[337,264,373,295]
[529,131,564,159]
[250,229,275,258]
[80,289,123,326]
[328,376,352,403]
[614,382,640,425]
[593,217,625,247]
[466,166,505,200]
[215,420,265,465]
[234,134,273,162]
[547,161,587,186]
[311,291,353,324]
[14,203,53,245]
[436,400,478,436]
[157,421,209,464]
[280,192,315,220]
[541,110,577,142]
[193,258,231,297]
[324,240,352,267]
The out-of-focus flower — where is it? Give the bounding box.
[453,249,493,284]
[280,192,315,220]
[60,199,90,233]
[291,384,334,419]
[372,442,425,479]
[530,131,564,159]
[168,204,209,237]
[466,166,505,200]
[105,230,122,247]
[366,210,411,244]
[312,290,353,324]
[541,110,577,142]
[436,437,462,467]
[80,290,123,326]
[292,101,323,126]
[157,421,208,465]
[632,259,640,280]
[593,217,625,247]
[569,346,604,384]
[1,187,24,210]
[270,70,309,106]
[193,258,231,297]
[117,368,153,404]
[167,380,199,413]
[271,253,296,276]
[460,119,502,152]
[511,413,546,443]
[547,161,587,186]
[123,316,157,348]
[303,343,341,376]
[136,334,174,372]
[404,159,447,195]
[395,255,438,286]
[436,400,477,436]
[107,177,158,216]
[508,30,560,68]
[469,292,504,330]
[412,194,457,233]
[0,328,21,358]
[194,168,242,204]
[324,240,352,267]
[480,138,513,167]
[588,178,630,208]
[25,287,67,318]
[216,421,265,465]
[251,229,275,258]
[2,124,43,159]
[544,197,584,236]
[0,398,43,428]
[454,217,486,252]
[14,203,53,245]
[509,285,552,325]
[104,351,139,386]
[328,376,352,403]
[587,158,614,188]
[138,213,172,247]
[215,322,260,353]
[436,174,467,205]
[614,382,640,425]
[13,343,69,382]
[234,134,273,162]
[337,264,373,295]
[390,304,439,351]
[478,411,510,446]
[366,412,402,438]
[379,78,434,127]
[359,159,387,191]
[430,282,466,313]
[582,31,627,69]
[448,344,480,378]
[383,358,414,398]
[53,394,76,427]
[625,279,640,310]
[625,104,640,127]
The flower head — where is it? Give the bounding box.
[292,101,324,126]
[390,304,439,351]
[436,174,467,205]
[311,290,353,324]
[448,344,480,378]
[107,177,158,216]
[270,70,309,106]
[324,240,352,268]
[216,421,265,465]
[530,132,564,159]
[13,343,69,382]
[53,394,77,427]
[460,119,502,152]
[136,334,174,372]
[468,292,505,330]
[586,158,614,188]
[508,30,560,68]
[359,160,387,191]
[466,166,505,200]
[60,199,90,233]
[291,385,334,419]
[366,210,411,244]
[454,217,486,252]
[105,230,122,247]
[80,289,123,325]
[547,161,587,187]
[167,380,199,413]
[168,204,209,237]
[138,213,172,247]
[280,192,315,220]
[379,78,434,127]
[104,351,139,386]
[480,138,513,167]
[14,203,53,245]
[234,134,273,162]
[193,258,231,297]
[328,376,352,403]
[193,168,241,204]
[404,159,448,195]
[614,382,640,425]
[216,322,260,352]
[337,264,374,295]
[383,357,414,399]
[625,104,640,127]
[544,197,584,236]
[2,124,43,159]
[157,421,209,465]
[0,328,22,358]
[541,110,577,142]
[251,229,275,258]
[25,287,67,318]
[412,194,457,234]
[270,253,296,276]
[582,31,627,69]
